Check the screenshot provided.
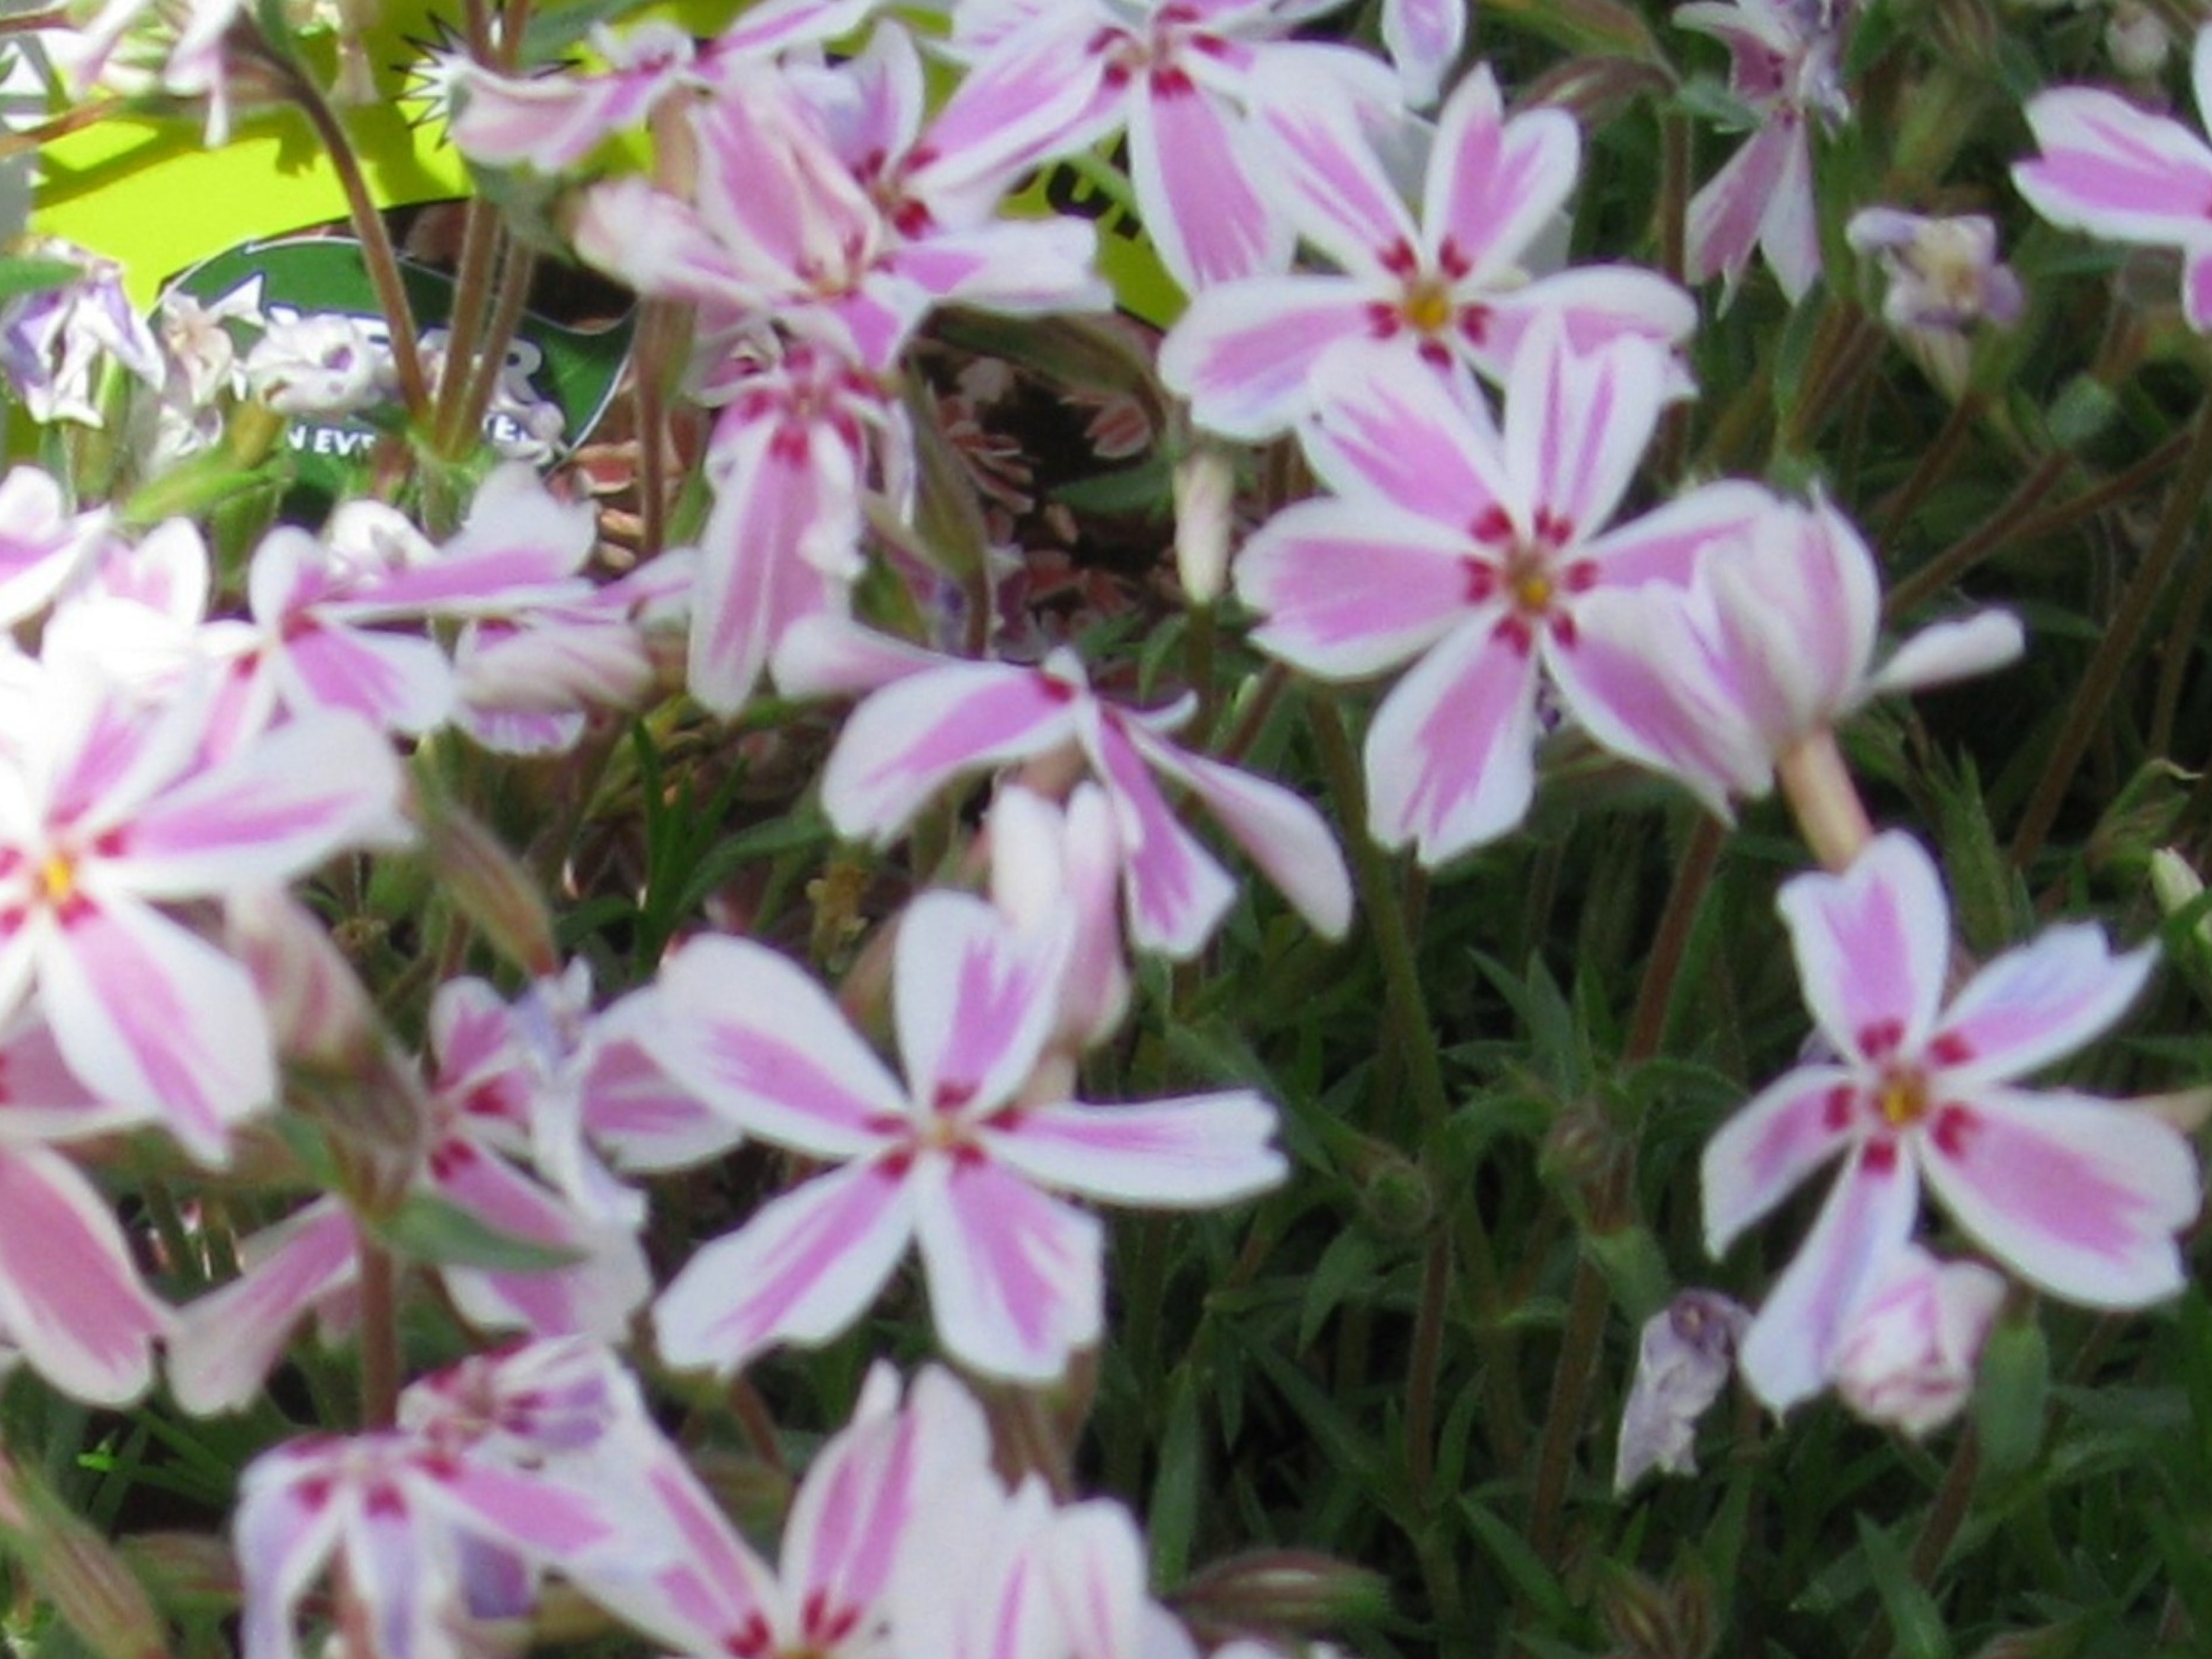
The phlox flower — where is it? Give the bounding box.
[213,465,597,740]
[1845,208,2024,395]
[1830,1244,2005,1437]
[1161,56,1694,439]
[0,241,163,428]
[651,890,1288,1380]
[1232,324,1772,862]
[1565,492,2026,813]
[168,968,692,1414]
[448,0,884,171]
[572,56,1105,377]
[2013,26,2212,330]
[0,651,403,1161]
[1702,832,2200,1414]
[924,0,1398,296]
[1675,0,1853,301]
[234,1427,622,1659]
[775,617,1353,957]
[1613,1290,1749,1492]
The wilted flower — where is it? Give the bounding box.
[1615,1290,1751,1491]
[243,314,386,415]
[0,242,163,428]
[1846,209,2024,394]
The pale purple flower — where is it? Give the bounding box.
[775,617,1352,957]
[1382,0,1467,105]
[1675,0,1853,301]
[1831,1246,2005,1436]
[0,241,163,428]
[243,314,386,415]
[651,891,1287,1380]
[2014,26,2212,330]
[1569,493,2026,813]
[1161,56,1695,439]
[1614,1290,1750,1492]
[1232,325,1771,861]
[1846,208,2024,392]
[1703,832,2200,1414]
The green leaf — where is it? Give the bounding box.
[1148,1371,1202,1585]
[1853,1513,1954,1659]
[0,255,87,304]
[1975,1315,2051,1480]
[373,1191,587,1273]
[1460,1500,1571,1624]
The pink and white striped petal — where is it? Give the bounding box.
[169,1198,355,1415]
[1931,928,2156,1086]
[272,620,455,735]
[1504,322,1673,544]
[895,892,1066,1122]
[1300,340,1510,525]
[236,1455,348,1659]
[1382,0,1466,104]
[37,895,275,1160]
[1738,1145,1919,1413]
[1546,591,1769,815]
[691,408,861,716]
[819,663,1082,842]
[1237,501,1477,679]
[1424,66,1577,277]
[1130,732,1353,940]
[1578,479,1775,590]
[1086,717,1238,959]
[654,935,909,1157]
[986,1092,1285,1206]
[1251,58,1418,274]
[1687,117,1801,294]
[1917,1090,2198,1309]
[911,1154,1103,1382]
[654,1159,916,1374]
[1774,833,1952,1066]
[1363,617,1541,863]
[1700,1063,1859,1258]
[1129,77,1292,294]
[1158,276,1374,441]
[572,179,760,310]
[2013,85,2212,251]
[434,1139,650,1340]
[0,1143,169,1405]
[113,714,403,897]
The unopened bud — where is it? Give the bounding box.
[2107,1,2169,79]
[1357,1153,1433,1242]
[0,1454,168,1659]
[1173,445,1236,606]
[413,786,558,978]
[1174,1550,1390,1635]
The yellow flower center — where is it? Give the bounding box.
[1876,1069,1929,1129]
[39,853,75,907]
[1515,571,1554,613]
[1400,279,1454,335]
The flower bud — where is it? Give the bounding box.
[1615,1290,1749,1492]
[1173,445,1235,607]
[1832,1247,2005,1437]
[1174,1550,1390,1633]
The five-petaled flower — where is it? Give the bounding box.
[1702,832,2199,1414]
[650,890,1288,1381]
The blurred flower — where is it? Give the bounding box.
[1832,1246,2005,1436]
[2015,25,2212,330]
[243,314,385,415]
[1703,832,2198,1414]
[1675,0,1855,300]
[1615,1290,1750,1491]
[1846,209,2024,394]
[0,241,163,428]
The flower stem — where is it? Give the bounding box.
[1778,730,1875,871]
[2011,394,2212,868]
[286,70,429,419]
[354,1229,400,1430]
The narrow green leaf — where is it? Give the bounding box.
[373,1191,587,1273]
[1974,1316,2050,1479]
[1460,1499,1571,1624]
[1853,1513,1954,1659]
